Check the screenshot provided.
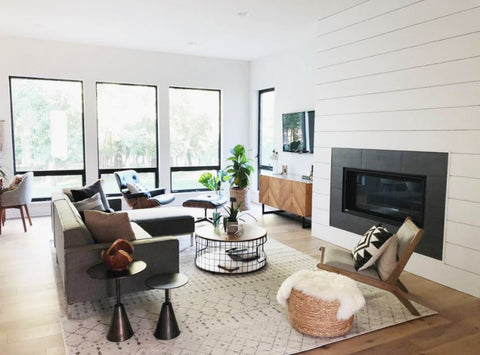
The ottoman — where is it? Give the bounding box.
[277,269,365,337]
[182,194,228,223]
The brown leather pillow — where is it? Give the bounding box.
[84,210,135,243]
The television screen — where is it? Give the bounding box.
[282,110,314,153]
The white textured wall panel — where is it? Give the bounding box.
[313,0,480,296]
[446,221,480,251]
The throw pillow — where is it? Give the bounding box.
[72,193,104,212]
[70,180,110,211]
[352,224,394,271]
[84,210,135,243]
[376,234,398,280]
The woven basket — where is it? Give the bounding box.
[287,288,354,337]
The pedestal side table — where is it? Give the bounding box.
[87,260,147,342]
[145,272,189,340]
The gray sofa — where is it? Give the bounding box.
[51,193,194,305]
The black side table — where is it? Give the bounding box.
[87,260,147,342]
[145,273,189,340]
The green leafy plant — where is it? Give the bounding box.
[226,144,254,189]
[225,198,242,222]
[198,169,228,193]
[223,198,256,222]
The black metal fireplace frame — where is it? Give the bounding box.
[330,148,448,261]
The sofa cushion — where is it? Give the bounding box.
[126,207,195,237]
[69,180,110,211]
[130,222,152,240]
[84,210,135,243]
[352,224,394,271]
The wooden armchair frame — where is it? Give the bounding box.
[317,217,424,316]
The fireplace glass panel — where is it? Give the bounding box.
[343,168,425,227]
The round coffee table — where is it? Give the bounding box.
[145,273,189,340]
[87,260,147,342]
[195,224,267,274]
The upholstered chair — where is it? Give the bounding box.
[0,171,34,233]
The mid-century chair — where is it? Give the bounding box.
[0,171,34,233]
[317,217,424,315]
[114,170,175,209]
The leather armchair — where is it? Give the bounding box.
[114,170,175,209]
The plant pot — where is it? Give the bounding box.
[230,186,250,211]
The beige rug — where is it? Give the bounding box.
[58,238,436,355]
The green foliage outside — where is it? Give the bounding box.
[11,78,84,171]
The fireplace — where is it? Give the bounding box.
[343,168,426,227]
[330,148,448,260]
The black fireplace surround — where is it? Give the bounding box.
[330,148,448,260]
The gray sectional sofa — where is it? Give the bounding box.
[51,192,194,305]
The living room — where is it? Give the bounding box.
[1,0,479,354]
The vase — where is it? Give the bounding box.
[226,221,239,234]
[101,239,134,271]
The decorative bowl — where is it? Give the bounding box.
[101,239,134,271]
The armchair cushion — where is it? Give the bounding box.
[70,180,110,211]
[126,182,149,194]
[376,235,398,280]
[84,210,135,243]
[352,224,394,271]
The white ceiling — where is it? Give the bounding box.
[0,0,359,61]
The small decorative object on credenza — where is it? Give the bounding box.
[101,239,134,271]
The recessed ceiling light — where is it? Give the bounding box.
[187,41,198,46]
[237,11,248,17]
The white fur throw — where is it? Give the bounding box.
[276,270,366,320]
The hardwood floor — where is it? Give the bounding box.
[0,204,479,354]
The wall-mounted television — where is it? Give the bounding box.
[282,110,314,153]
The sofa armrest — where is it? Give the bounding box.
[63,237,179,305]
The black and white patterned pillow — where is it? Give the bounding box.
[352,224,394,271]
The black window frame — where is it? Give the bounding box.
[257,88,275,187]
[9,76,86,201]
[168,86,222,193]
[96,81,159,195]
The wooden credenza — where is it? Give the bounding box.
[259,173,312,226]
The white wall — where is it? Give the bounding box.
[249,43,316,197]
[312,0,480,297]
[0,36,250,215]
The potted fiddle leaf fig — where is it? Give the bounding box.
[198,169,228,195]
[226,144,254,211]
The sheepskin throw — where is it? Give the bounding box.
[277,270,365,321]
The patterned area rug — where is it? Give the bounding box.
[59,239,435,355]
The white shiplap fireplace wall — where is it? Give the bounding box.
[311,0,480,297]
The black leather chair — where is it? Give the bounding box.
[114,170,175,209]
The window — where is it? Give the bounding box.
[169,87,221,192]
[9,77,85,200]
[258,88,275,177]
[97,83,158,194]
